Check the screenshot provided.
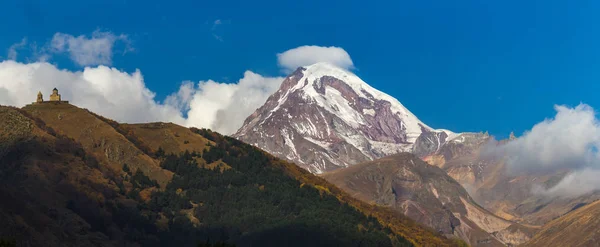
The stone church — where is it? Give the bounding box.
[36,88,69,104]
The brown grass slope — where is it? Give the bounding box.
[124,123,211,155]
[22,103,172,187]
[525,200,600,247]
[0,106,134,246]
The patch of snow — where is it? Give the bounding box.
[300,62,431,138]
[281,128,299,160]
[369,140,412,156]
[363,108,376,116]
[304,137,332,150]
[448,134,466,143]
[430,184,440,199]
[317,110,331,137]
[292,117,319,137]
[338,132,372,158]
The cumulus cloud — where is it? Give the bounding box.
[1,40,356,137]
[0,60,185,124]
[178,72,284,134]
[50,30,132,66]
[0,60,283,135]
[277,45,354,72]
[487,104,600,198]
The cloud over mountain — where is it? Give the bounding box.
[485,104,600,198]
[171,72,284,134]
[277,45,354,72]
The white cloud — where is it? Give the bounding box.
[165,81,195,112]
[488,104,600,198]
[50,30,131,66]
[1,41,359,137]
[178,71,284,134]
[0,60,283,135]
[7,38,28,60]
[277,45,354,72]
[0,60,184,124]
[502,104,600,173]
[532,169,600,198]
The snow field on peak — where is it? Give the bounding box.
[299,62,430,137]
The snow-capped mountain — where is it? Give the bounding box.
[234,62,456,173]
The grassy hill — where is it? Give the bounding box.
[524,199,600,247]
[0,103,459,247]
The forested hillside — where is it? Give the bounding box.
[0,104,458,247]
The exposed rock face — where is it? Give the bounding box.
[322,153,532,246]
[234,62,453,173]
[419,132,600,229]
[412,130,450,157]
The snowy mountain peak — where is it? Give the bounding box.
[291,63,431,139]
[235,63,456,173]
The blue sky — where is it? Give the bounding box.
[2,0,600,137]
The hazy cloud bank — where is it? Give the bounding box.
[484,104,600,198]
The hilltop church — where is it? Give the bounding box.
[35,88,69,104]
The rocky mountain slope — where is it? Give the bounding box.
[234,62,455,173]
[230,62,600,246]
[417,132,600,227]
[232,63,540,245]
[323,153,533,246]
[0,103,460,246]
